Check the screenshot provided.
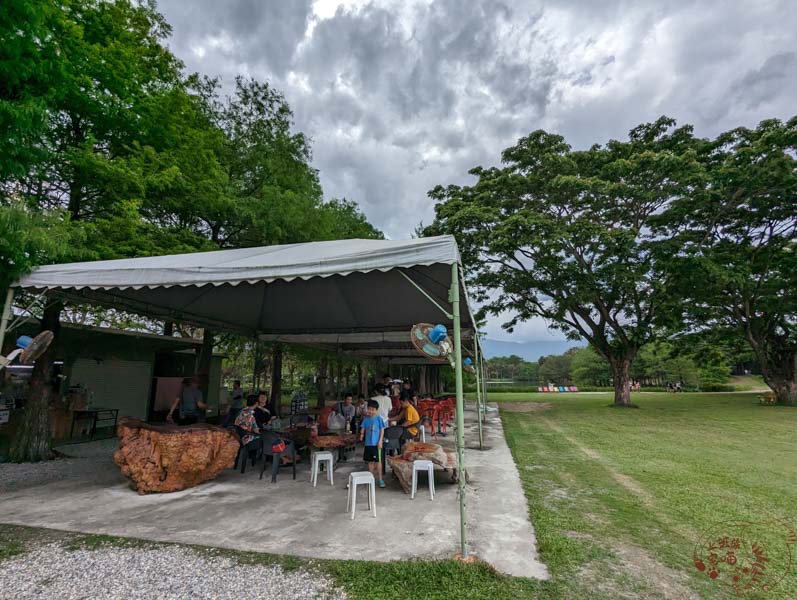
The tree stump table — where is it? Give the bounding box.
[113,417,239,494]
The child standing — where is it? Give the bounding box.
[359,399,386,488]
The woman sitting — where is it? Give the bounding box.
[234,395,261,447]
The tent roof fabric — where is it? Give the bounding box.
[15,236,461,290]
[14,236,477,362]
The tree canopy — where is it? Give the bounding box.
[0,0,381,461]
[427,117,699,405]
[428,115,794,405]
[658,118,797,404]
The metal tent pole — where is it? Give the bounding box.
[474,334,484,449]
[450,263,468,557]
[0,288,15,354]
[481,353,488,423]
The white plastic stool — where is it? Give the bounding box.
[347,471,376,519]
[411,460,435,500]
[311,451,334,487]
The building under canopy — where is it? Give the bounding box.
[2,234,485,556]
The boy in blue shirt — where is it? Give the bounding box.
[359,399,387,488]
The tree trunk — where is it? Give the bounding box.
[270,344,283,416]
[163,321,174,336]
[195,329,214,403]
[610,357,633,406]
[358,362,369,397]
[9,300,63,462]
[316,359,328,408]
[769,380,797,405]
[744,328,797,406]
[762,356,797,406]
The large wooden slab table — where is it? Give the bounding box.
[387,441,461,494]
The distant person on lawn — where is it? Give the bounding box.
[360,399,387,488]
[167,376,207,425]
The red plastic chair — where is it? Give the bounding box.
[419,406,438,441]
[318,406,335,433]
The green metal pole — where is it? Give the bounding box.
[474,335,484,449]
[451,263,468,557]
[481,353,488,423]
[0,287,15,355]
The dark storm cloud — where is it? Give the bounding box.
[159,0,312,77]
[732,53,797,110]
[154,0,797,342]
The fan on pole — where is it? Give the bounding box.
[410,323,453,366]
[0,331,54,370]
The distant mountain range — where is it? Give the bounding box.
[481,338,582,362]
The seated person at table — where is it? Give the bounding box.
[395,396,420,446]
[339,393,356,431]
[234,395,261,446]
[355,394,367,419]
[360,400,387,488]
[223,379,244,427]
[255,390,276,430]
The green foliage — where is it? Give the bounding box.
[427,117,701,404]
[539,348,578,385]
[0,203,83,290]
[2,0,380,271]
[570,346,611,387]
[658,117,797,404]
[0,0,382,461]
[0,0,61,181]
[317,199,384,240]
[484,354,537,381]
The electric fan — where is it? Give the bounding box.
[0,331,54,370]
[410,323,453,363]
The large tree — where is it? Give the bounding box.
[660,117,797,404]
[428,118,700,406]
[1,0,382,461]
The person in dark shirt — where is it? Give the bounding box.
[223,380,244,427]
[254,390,275,430]
[167,376,207,425]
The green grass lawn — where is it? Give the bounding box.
[3,392,794,599]
[495,391,797,599]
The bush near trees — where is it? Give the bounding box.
[485,342,735,391]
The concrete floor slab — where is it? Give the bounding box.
[0,403,547,579]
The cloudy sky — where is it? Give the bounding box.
[155,0,797,344]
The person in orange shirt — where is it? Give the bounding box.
[395,396,420,447]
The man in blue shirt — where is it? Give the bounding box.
[359,399,387,488]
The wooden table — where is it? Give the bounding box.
[387,441,460,493]
[311,433,358,461]
[70,408,119,440]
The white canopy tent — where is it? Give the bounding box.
[2,235,484,555]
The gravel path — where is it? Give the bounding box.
[0,543,346,600]
[0,439,119,492]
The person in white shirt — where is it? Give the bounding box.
[370,385,392,424]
